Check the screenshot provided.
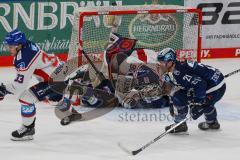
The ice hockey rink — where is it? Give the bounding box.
[0,58,239,160]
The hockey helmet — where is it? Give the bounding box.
[3,29,27,46]
[157,48,177,63]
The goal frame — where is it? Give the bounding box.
[74,6,202,66]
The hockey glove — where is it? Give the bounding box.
[122,89,140,109]
[0,83,8,101]
[162,73,172,83]
[189,99,206,120]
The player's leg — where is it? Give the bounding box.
[32,82,82,126]
[198,84,226,130]
[67,80,104,108]
[55,80,118,125]
[55,80,110,125]
[197,104,220,130]
[11,82,76,140]
[11,89,38,141]
[81,85,103,108]
[165,90,188,133]
[73,78,117,108]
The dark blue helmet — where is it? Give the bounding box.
[157,48,177,63]
[3,29,27,46]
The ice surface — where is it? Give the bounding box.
[0,59,240,160]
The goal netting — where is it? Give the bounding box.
[68,5,202,67]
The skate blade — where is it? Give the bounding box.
[11,135,34,141]
[170,131,190,136]
[199,128,222,132]
[61,116,85,126]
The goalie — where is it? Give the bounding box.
[70,33,172,109]
[106,33,175,109]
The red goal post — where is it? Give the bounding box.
[68,5,202,67]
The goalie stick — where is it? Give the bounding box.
[82,50,106,82]
[82,50,115,93]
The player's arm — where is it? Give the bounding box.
[6,68,36,94]
[180,74,207,105]
[164,71,207,104]
[4,53,41,98]
[182,75,209,120]
[0,68,36,101]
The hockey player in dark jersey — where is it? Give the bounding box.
[156,48,226,133]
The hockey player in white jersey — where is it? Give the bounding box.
[73,33,171,109]
[105,33,172,109]
[0,29,77,141]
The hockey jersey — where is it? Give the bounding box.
[130,48,158,64]
[6,40,61,95]
[182,61,225,94]
[165,60,225,103]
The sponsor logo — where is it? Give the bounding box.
[186,0,240,49]
[178,50,197,60]
[235,49,240,56]
[0,1,123,32]
[129,14,178,47]
[17,62,26,69]
[21,105,35,114]
[195,1,240,25]
[201,49,210,58]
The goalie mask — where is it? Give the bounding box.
[104,33,137,65]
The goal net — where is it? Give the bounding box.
[68,5,202,67]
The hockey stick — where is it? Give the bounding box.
[117,67,240,155]
[118,68,239,156]
[82,50,115,93]
[49,49,115,95]
[118,117,189,156]
[82,50,106,81]
[224,68,240,78]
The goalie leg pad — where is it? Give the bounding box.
[116,75,134,94]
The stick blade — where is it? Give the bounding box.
[118,142,134,155]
